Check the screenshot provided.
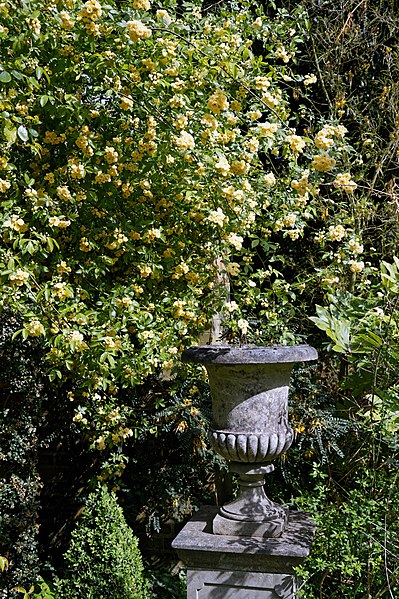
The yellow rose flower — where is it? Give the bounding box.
[126,19,152,42]
[312,152,336,172]
[207,89,229,114]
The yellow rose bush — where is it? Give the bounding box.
[0,0,366,473]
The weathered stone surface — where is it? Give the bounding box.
[210,429,293,462]
[180,345,318,538]
[173,506,316,598]
[212,470,288,538]
[181,345,318,460]
[187,569,296,598]
[173,506,316,566]
[181,344,318,365]
[212,506,288,538]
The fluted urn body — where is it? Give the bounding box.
[182,344,317,538]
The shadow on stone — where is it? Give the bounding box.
[172,506,316,598]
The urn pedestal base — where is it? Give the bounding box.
[212,508,289,539]
[172,505,316,599]
[212,462,288,538]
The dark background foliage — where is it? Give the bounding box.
[0,313,44,593]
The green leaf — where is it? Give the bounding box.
[40,95,49,107]
[224,62,238,78]
[47,237,60,252]
[0,71,12,83]
[49,370,62,382]
[0,556,8,571]
[27,76,41,89]
[3,124,16,143]
[12,587,28,596]
[354,332,383,350]
[11,70,24,80]
[24,173,35,185]
[310,306,351,353]
[332,343,348,354]
[17,125,29,142]
[25,241,36,255]
[309,315,330,332]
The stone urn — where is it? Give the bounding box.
[182,344,317,538]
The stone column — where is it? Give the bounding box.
[172,506,316,599]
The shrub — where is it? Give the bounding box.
[289,257,399,597]
[0,558,55,599]
[0,313,45,595]
[145,564,186,599]
[55,486,149,599]
[293,463,399,599]
[0,0,361,483]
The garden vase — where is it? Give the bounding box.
[182,344,318,538]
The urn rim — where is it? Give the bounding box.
[182,344,318,365]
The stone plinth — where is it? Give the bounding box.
[172,506,316,599]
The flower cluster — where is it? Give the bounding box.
[174,131,195,151]
[79,0,102,34]
[258,122,279,138]
[207,89,229,114]
[3,214,28,232]
[126,19,152,42]
[285,134,306,154]
[312,152,336,172]
[133,0,150,10]
[0,0,363,472]
[334,172,357,192]
[328,224,346,241]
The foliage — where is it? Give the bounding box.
[294,463,399,599]
[310,257,399,441]
[295,259,399,597]
[278,0,399,258]
[271,2,399,589]
[0,313,46,595]
[287,363,355,468]
[145,563,186,599]
[120,374,224,531]
[55,486,149,599]
[1,558,55,599]
[0,0,365,481]
[2,0,397,595]
[13,578,55,599]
